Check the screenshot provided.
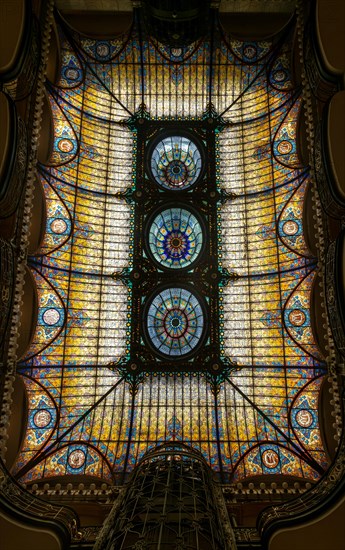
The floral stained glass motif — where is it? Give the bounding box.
[147,207,204,269]
[13,15,330,485]
[150,135,203,190]
[146,287,205,357]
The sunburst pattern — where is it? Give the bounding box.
[147,207,204,269]
[150,135,203,190]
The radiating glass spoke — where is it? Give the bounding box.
[145,287,205,357]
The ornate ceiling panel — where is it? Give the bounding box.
[13,10,329,486]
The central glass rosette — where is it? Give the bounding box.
[144,287,206,358]
[147,206,204,269]
[150,134,202,190]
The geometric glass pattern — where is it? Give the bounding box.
[150,134,203,190]
[13,13,330,487]
[145,286,205,357]
[147,206,204,269]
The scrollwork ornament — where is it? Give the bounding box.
[213,482,237,550]
[113,261,159,294]
[16,119,28,180]
[0,0,56,460]
[93,490,126,550]
[296,0,337,369]
[234,527,261,543]
[325,240,345,355]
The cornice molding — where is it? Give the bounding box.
[257,0,345,543]
[0,457,79,547]
[0,0,55,461]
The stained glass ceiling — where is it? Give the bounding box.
[13,11,329,485]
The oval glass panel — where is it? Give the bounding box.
[150,135,202,190]
[146,287,206,358]
[148,207,204,269]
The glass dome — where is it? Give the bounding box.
[148,207,204,269]
[150,134,202,190]
[146,287,205,358]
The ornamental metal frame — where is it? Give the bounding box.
[113,110,237,378]
[8,5,330,488]
[94,442,236,550]
[0,0,345,547]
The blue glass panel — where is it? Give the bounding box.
[148,207,203,269]
[150,135,202,190]
[146,287,205,357]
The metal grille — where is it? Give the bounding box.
[98,443,235,550]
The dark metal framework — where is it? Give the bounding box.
[114,113,236,378]
[1,0,345,547]
[6,1,334,494]
[95,442,235,550]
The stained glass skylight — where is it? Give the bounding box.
[147,206,204,269]
[150,134,203,190]
[13,13,330,487]
[145,286,206,357]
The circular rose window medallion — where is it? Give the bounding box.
[58,138,74,153]
[65,68,79,81]
[96,42,110,57]
[150,134,203,190]
[243,45,257,59]
[282,220,298,236]
[50,218,68,234]
[148,207,204,269]
[68,449,86,469]
[277,140,293,155]
[33,409,52,428]
[273,70,287,82]
[262,449,279,469]
[145,287,206,358]
[288,309,306,327]
[296,409,313,428]
[42,308,61,326]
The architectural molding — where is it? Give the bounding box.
[0,0,55,459]
[256,0,345,542]
[0,1,344,547]
[0,457,79,547]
